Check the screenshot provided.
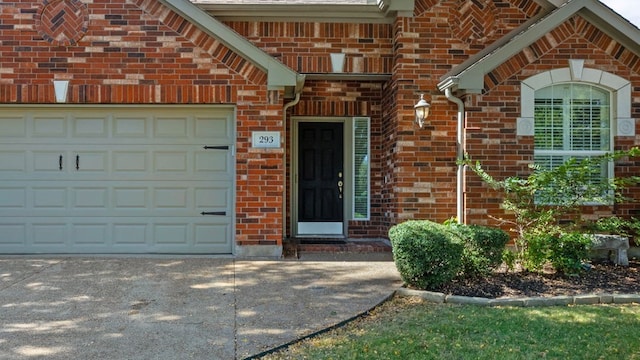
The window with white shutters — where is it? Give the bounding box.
[534,84,612,182]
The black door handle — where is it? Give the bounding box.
[76,155,79,170]
[59,155,63,170]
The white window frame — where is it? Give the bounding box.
[518,61,634,139]
[352,117,370,220]
[533,83,613,177]
[518,62,635,204]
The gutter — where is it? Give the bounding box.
[282,91,302,244]
[444,86,465,224]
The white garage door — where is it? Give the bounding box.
[0,106,234,254]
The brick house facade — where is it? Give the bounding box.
[0,0,638,256]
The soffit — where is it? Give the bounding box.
[191,0,415,24]
[438,0,640,93]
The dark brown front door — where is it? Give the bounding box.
[297,122,344,233]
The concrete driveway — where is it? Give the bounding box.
[0,256,401,359]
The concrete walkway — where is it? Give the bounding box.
[0,255,402,359]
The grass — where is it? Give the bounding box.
[261,296,640,360]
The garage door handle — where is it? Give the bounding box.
[76,155,80,170]
[201,211,226,216]
[203,146,229,150]
[59,155,63,170]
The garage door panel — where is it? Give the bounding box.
[0,116,26,137]
[195,150,229,173]
[155,117,188,138]
[73,188,109,208]
[0,106,234,254]
[33,116,67,137]
[113,151,148,172]
[113,116,149,138]
[0,224,25,244]
[154,188,189,209]
[195,187,229,209]
[114,187,148,209]
[33,151,65,172]
[195,115,232,140]
[154,152,188,172]
[113,223,148,245]
[76,152,108,172]
[33,187,67,208]
[195,223,230,245]
[73,116,108,138]
[33,224,67,245]
[0,188,25,208]
[72,224,109,244]
[0,182,231,217]
[154,224,188,244]
[0,151,27,171]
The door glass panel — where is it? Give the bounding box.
[353,117,370,220]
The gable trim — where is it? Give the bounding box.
[159,0,304,96]
[438,0,640,93]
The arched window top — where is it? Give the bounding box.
[518,60,634,137]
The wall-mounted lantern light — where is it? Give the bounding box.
[414,94,430,128]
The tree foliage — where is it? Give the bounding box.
[461,147,640,273]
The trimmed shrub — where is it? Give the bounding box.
[549,232,592,275]
[451,224,510,278]
[389,220,463,289]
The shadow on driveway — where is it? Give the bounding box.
[0,256,401,359]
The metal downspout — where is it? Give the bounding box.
[282,92,301,243]
[445,88,465,224]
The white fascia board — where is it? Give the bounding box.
[380,0,415,17]
[195,4,393,24]
[160,0,300,93]
[579,6,640,57]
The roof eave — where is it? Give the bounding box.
[193,0,415,24]
[440,0,640,93]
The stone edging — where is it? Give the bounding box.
[395,288,640,307]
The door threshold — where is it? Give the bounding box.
[289,236,346,244]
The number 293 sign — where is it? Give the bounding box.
[251,131,281,148]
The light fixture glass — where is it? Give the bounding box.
[414,94,430,128]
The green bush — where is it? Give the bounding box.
[523,232,553,271]
[448,223,509,278]
[389,220,463,289]
[522,231,591,275]
[549,232,592,275]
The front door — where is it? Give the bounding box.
[297,122,344,235]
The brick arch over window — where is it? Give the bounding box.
[517,60,635,137]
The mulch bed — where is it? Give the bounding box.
[430,259,640,299]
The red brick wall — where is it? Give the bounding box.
[224,21,393,74]
[0,0,285,246]
[464,16,640,233]
[225,20,393,238]
[380,0,538,228]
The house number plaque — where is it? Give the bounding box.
[252,131,281,148]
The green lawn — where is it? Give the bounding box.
[262,297,640,360]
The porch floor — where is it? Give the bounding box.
[283,238,393,260]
